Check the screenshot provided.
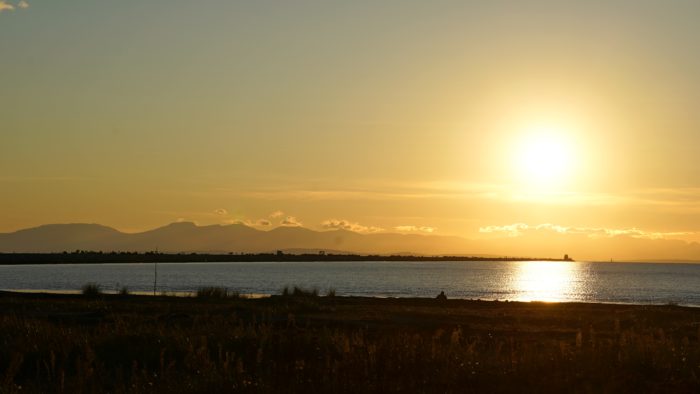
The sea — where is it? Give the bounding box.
[1,260,699,306]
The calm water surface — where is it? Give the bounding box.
[1,261,699,306]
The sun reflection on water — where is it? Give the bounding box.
[512,261,577,302]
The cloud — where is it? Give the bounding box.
[269,210,284,218]
[0,1,27,12]
[225,218,272,227]
[0,175,95,182]
[321,219,384,233]
[225,180,509,202]
[209,177,700,213]
[0,1,15,12]
[223,180,625,206]
[479,223,695,240]
[214,208,228,216]
[478,223,531,237]
[281,216,303,227]
[394,225,436,234]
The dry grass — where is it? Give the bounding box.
[196,286,240,299]
[0,292,699,393]
[281,286,320,297]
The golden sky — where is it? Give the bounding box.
[2,1,700,256]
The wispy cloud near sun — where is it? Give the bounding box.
[479,223,696,241]
[269,210,284,218]
[394,225,437,234]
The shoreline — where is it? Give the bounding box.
[2,288,699,308]
[1,256,699,266]
[0,252,574,264]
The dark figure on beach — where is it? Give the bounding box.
[436,291,447,301]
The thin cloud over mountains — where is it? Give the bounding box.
[280,216,303,227]
[321,219,384,234]
[269,210,285,219]
[0,0,27,13]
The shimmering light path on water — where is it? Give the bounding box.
[1,261,699,306]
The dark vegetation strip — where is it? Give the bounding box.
[1,290,699,393]
[0,251,570,264]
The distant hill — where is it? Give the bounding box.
[0,222,475,255]
[2,222,700,261]
[0,224,129,252]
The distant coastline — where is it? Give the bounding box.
[0,251,573,265]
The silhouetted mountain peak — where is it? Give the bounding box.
[163,221,197,228]
[1,221,699,259]
[269,226,313,233]
[12,223,121,235]
[323,228,356,234]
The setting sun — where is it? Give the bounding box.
[514,122,577,186]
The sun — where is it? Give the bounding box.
[513,122,576,186]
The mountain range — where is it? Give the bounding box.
[0,222,473,255]
[1,222,700,262]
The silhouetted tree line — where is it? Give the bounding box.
[0,251,568,265]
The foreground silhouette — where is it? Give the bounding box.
[1,291,698,393]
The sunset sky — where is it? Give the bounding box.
[2,1,700,256]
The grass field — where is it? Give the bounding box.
[1,290,699,393]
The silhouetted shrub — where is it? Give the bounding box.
[281,286,319,297]
[196,286,239,299]
[81,283,101,297]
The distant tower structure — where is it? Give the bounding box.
[564,254,571,261]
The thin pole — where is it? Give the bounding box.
[153,261,157,296]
